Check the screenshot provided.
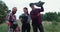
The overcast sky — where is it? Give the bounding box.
[2,0,60,19]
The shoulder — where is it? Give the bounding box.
[7,13,12,17]
[20,13,25,17]
[14,15,16,17]
[21,13,25,16]
[6,13,12,19]
[22,13,25,15]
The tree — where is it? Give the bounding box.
[41,14,47,21]
[41,12,58,22]
[0,1,8,24]
[56,12,60,22]
[46,12,58,21]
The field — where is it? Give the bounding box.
[0,21,60,32]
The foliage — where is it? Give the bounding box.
[0,1,8,24]
[41,12,60,22]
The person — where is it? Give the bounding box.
[19,7,30,32]
[29,3,44,32]
[6,7,18,32]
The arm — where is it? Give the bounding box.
[41,6,44,12]
[37,6,44,12]
[6,15,10,25]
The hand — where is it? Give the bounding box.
[6,21,9,24]
[6,21,10,25]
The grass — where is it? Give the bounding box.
[0,23,7,32]
[0,21,60,32]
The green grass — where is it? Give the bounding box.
[43,22,60,32]
[0,21,60,32]
[0,23,7,32]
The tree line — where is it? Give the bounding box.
[41,12,60,22]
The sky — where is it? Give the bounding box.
[2,0,60,19]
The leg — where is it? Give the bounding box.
[27,24,30,32]
[14,29,17,32]
[22,24,26,32]
[32,25,38,32]
[13,27,17,32]
[8,26,13,32]
[8,26,10,32]
[38,23,44,32]
[10,28,13,32]
[13,29,16,32]
[13,29,15,32]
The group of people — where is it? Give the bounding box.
[6,3,44,32]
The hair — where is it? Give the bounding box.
[12,7,17,12]
[23,7,29,14]
[12,7,17,10]
[23,7,28,10]
[29,3,34,7]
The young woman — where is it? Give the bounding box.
[19,7,31,32]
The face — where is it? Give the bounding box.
[23,9,28,14]
[12,7,17,14]
[30,5,35,9]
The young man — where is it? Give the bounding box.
[6,7,18,32]
[30,3,44,32]
[19,7,30,32]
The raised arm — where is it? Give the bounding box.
[41,6,44,12]
[37,6,44,12]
